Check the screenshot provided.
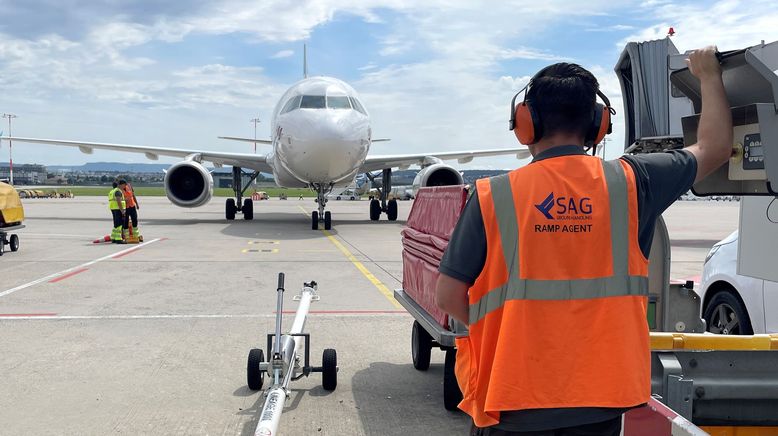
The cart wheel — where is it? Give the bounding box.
[412,320,432,371]
[247,348,265,390]
[443,348,463,411]
[0,235,4,256]
[322,348,338,391]
[10,234,19,252]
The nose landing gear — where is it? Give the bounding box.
[311,184,333,230]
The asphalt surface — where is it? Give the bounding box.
[0,196,740,435]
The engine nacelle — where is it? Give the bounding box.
[164,160,213,207]
[412,163,464,196]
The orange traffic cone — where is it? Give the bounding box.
[93,235,111,243]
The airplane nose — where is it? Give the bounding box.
[278,112,369,184]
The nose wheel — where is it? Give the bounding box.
[311,185,333,230]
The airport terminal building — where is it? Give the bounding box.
[0,163,47,185]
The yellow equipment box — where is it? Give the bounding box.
[0,182,25,227]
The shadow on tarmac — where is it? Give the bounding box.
[351,361,468,436]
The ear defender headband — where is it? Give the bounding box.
[509,81,615,147]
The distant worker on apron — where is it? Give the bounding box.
[108,181,126,244]
[118,179,142,242]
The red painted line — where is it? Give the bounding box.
[49,268,89,283]
[277,310,407,314]
[0,313,58,317]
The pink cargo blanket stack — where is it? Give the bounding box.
[401,185,469,328]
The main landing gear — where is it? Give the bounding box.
[225,166,260,221]
[311,184,332,231]
[367,168,398,222]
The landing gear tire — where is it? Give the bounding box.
[247,348,265,390]
[704,290,753,335]
[312,211,319,230]
[226,198,236,220]
[336,196,341,200]
[322,348,338,391]
[242,199,253,220]
[9,234,19,252]
[387,199,398,221]
[369,199,381,221]
[443,348,463,411]
[324,211,332,230]
[411,320,432,371]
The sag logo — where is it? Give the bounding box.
[534,192,593,220]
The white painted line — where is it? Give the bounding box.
[0,238,163,298]
[0,313,410,321]
[21,233,95,238]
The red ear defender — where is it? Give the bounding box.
[593,104,611,145]
[585,90,614,147]
[514,102,539,145]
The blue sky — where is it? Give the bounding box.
[1,0,777,169]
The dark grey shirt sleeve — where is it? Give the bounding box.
[620,149,698,258]
[438,188,487,285]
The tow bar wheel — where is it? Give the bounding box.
[322,348,338,391]
[247,348,265,391]
[9,234,19,252]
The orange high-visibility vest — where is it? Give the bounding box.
[455,155,650,427]
[122,185,137,208]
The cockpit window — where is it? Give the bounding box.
[349,97,367,115]
[281,95,302,114]
[327,96,351,109]
[300,95,326,109]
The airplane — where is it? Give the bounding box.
[2,78,529,230]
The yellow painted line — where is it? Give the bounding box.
[298,205,402,309]
[248,240,280,245]
[241,248,279,253]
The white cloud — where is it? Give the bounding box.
[271,49,294,59]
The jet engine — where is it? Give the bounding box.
[412,163,464,195]
[164,160,213,207]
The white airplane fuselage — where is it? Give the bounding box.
[265,77,371,189]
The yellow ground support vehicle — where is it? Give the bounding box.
[0,182,24,255]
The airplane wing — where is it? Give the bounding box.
[360,147,531,173]
[218,136,273,144]
[0,136,274,173]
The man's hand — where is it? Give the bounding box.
[686,46,721,82]
[683,45,733,183]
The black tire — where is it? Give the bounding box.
[369,199,381,221]
[411,320,432,371]
[226,198,236,220]
[242,199,253,220]
[336,196,341,200]
[443,348,463,411]
[350,196,355,201]
[322,348,338,391]
[9,234,19,252]
[387,199,398,221]
[704,290,753,335]
[324,211,332,230]
[247,348,265,390]
[311,211,319,230]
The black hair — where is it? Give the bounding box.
[112,181,118,188]
[526,63,599,140]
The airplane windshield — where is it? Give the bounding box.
[300,95,326,109]
[327,96,351,109]
[349,97,367,115]
[281,95,302,114]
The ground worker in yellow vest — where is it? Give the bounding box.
[436,47,732,435]
[108,181,126,244]
[118,179,141,242]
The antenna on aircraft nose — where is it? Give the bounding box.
[303,44,308,79]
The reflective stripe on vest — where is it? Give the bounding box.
[468,159,648,324]
[108,188,126,210]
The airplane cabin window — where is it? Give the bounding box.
[349,97,367,115]
[281,95,302,114]
[300,95,326,109]
[327,96,352,109]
